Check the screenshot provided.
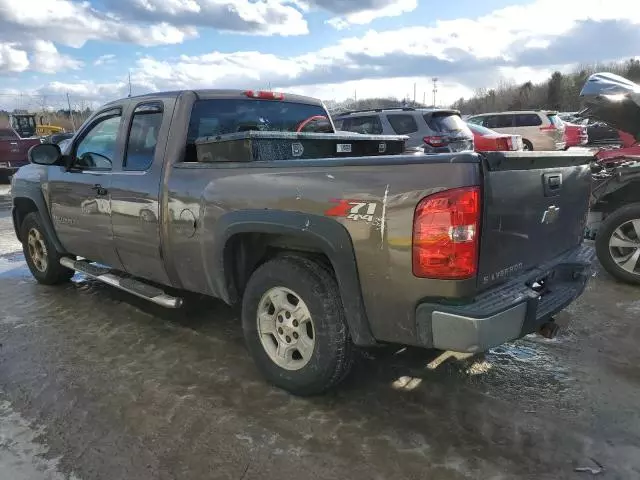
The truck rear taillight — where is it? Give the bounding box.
[243,90,285,100]
[423,136,447,147]
[494,137,513,151]
[412,186,481,280]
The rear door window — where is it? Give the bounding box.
[338,115,383,134]
[386,114,418,134]
[515,113,542,127]
[486,115,515,129]
[467,116,484,125]
[424,112,471,135]
[124,103,164,171]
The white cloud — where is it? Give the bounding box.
[30,40,83,74]
[0,43,29,74]
[324,0,417,29]
[0,0,197,48]
[9,0,640,107]
[94,54,117,66]
[101,0,308,36]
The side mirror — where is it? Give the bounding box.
[28,143,62,166]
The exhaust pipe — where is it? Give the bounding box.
[537,320,560,339]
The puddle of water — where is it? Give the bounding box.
[0,255,30,279]
[0,398,81,480]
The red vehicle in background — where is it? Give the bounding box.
[563,122,589,148]
[466,122,524,151]
[0,127,42,182]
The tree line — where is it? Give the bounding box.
[451,59,640,114]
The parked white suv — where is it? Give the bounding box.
[466,111,565,151]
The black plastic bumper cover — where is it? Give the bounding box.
[415,245,595,353]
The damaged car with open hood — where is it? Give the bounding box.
[581,72,640,285]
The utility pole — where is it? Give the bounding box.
[423,91,426,105]
[413,82,416,104]
[354,89,357,103]
[67,93,76,132]
[432,77,438,107]
[128,71,132,98]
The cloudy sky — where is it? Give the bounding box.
[0,0,639,108]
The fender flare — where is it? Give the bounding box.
[12,188,66,254]
[211,209,376,346]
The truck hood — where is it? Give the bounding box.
[579,72,640,141]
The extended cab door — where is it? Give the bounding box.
[109,100,172,284]
[47,108,125,269]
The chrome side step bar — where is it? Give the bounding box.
[60,258,183,308]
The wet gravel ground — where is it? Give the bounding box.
[0,184,639,479]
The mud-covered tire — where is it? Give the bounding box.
[595,203,640,285]
[21,212,74,285]
[242,255,354,396]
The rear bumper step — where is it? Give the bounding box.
[415,245,595,353]
[60,258,183,309]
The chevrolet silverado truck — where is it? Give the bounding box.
[12,89,594,395]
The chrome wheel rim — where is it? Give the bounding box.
[27,228,48,273]
[257,286,315,371]
[609,218,640,275]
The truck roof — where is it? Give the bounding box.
[102,89,325,108]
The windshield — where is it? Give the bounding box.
[466,123,499,136]
[424,112,471,135]
[11,115,37,137]
[188,99,332,141]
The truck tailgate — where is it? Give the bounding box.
[478,151,592,289]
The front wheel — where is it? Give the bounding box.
[595,204,640,285]
[242,255,354,396]
[522,139,533,151]
[21,212,74,285]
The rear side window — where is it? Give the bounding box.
[485,115,515,129]
[515,113,542,127]
[425,112,469,133]
[0,129,17,140]
[337,115,383,134]
[124,103,163,171]
[386,114,418,134]
[547,114,564,128]
[467,116,484,126]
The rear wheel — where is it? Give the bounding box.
[595,204,640,285]
[21,212,74,285]
[522,139,533,151]
[241,255,354,396]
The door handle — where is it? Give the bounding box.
[91,184,108,196]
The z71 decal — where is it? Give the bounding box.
[325,199,378,222]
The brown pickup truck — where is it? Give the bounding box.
[12,90,594,395]
[0,127,41,181]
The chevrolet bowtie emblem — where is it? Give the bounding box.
[541,205,560,225]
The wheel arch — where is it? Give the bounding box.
[12,192,65,253]
[211,210,376,346]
